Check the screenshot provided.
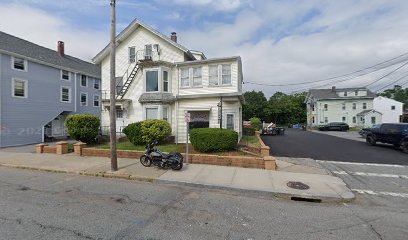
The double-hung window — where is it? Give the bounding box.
[144,44,152,59]
[342,103,346,110]
[94,79,101,90]
[12,57,27,71]
[192,67,202,87]
[163,106,169,121]
[146,107,158,120]
[180,68,190,88]
[226,114,234,130]
[163,71,169,92]
[363,103,367,110]
[221,64,231,85]
[146,70,159,92]
[12,79,27,98]
[61,87,71,102]
[81,75,87,87]
[61,70,70,81]
[129,46,136,63]
[352,103,356,110]
[209,65,219,86]
[80,92,88,106]
[93,95,100,107]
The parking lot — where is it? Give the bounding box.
[261,128,408,165]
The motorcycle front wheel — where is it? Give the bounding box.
[171,161,183,170]
[140,155,152,167]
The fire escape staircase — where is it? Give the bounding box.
[116,63,140,100]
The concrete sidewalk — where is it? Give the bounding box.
[0,151,354,202]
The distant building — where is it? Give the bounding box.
[0,31,101,147]
[373,96,403,123]
[306,87,378,128]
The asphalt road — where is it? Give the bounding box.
[262,129,408,165]
[1,167,407,240]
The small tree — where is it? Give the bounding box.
[141,120,171,144]
[249,117,262,130]
[65,114,100,143]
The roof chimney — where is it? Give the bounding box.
[57,41,65,56]
[331,86,336,92]
[170,32,177,43]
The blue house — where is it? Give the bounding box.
[0,31,101,147]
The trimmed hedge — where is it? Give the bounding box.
[190,128,238,152]
[124,120,172,145]
[123,122,143,146]
[65,114,100,143]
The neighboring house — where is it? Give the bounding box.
[92,19,244,143]
[306,87,378,127]
[373,96,403,123]
[0,31,101,148]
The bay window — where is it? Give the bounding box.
[163,70,169,92]
[146,70,159,92]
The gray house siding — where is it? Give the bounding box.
[0,54,101,147]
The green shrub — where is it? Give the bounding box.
[190,128,238,152]
[65,114,100,143]
[141,120,171,144]
[123,122,143,146]
[243,126,256,136]
[249,117,262,130]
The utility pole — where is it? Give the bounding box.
[109,0,117,171]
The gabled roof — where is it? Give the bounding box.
[0,31,100,77]
[308,87,377,100]
[357,109,382,116]
[92,18,196,63]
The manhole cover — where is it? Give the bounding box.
[287,181,310,190]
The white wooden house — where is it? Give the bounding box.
[92,19,244,143]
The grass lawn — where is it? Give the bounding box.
[241,135,261,147]
[97,141,250,156]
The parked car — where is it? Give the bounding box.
[318,122,349,131]
[365,123,408,153]
[359,124,381,138]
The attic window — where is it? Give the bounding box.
[12,57,27,71]
[129,46,136,63]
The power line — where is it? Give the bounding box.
[244,51,408,87]
[364,60,408,87]
[375,72,408,92]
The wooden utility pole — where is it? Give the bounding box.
[109,0,118,171]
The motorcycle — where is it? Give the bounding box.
[140,140,183,170]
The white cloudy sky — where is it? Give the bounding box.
[1,0,408,96]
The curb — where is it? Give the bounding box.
[155,179,355,203]
[0,163,156,183]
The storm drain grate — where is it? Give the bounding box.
[291,197,322,203]
[287,181,310,190]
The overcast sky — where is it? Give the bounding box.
[1,0,408,96]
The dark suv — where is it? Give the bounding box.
[365,123,408,153]
[318,122,349,131]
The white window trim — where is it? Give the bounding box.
[128,46,136,63]
[60,86,72,103]
[93,95,100,107]
[93,79,101,90]
[208,65,219,86]
[221,64,232,86]
[144,105,160,120]
[162,68,171,93]
[80,75,88,87]
[80,92,88,106]
[11,56,28,72]
[11,78,28,98]
[144,68,160,93]
[61,69,71,81]
[180,68,191,88]
[192,67,203,88]
[225,113,235,131]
